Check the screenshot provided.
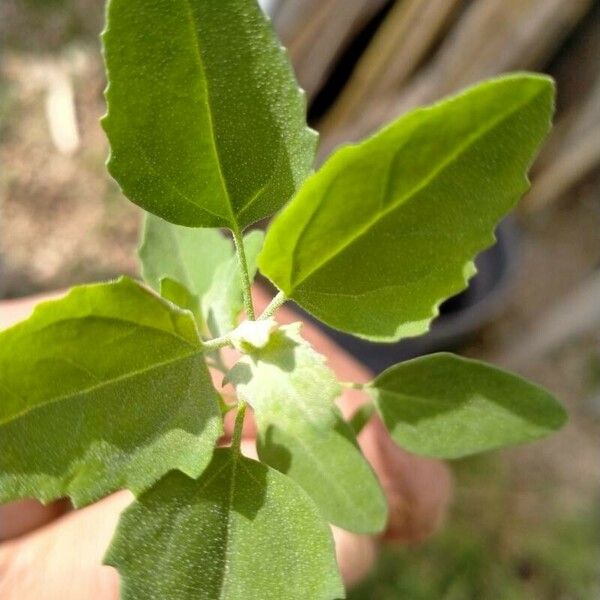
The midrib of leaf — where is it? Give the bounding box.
[289,87,545,293]
[181,0,237,229]
[0,348,201,426]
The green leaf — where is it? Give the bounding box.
[368,353,567,459]
[348,402,376,436]
[140,214,232,296]
[106,448,344,600]
[160,277,203,326]
[139,214,263,335]
[102,0,316,230]
[228,324,387,533]
[0,277,222,507]
[259,74,555,341]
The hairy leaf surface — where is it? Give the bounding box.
[0,277,222,507]
[102,0,316,229]
[106,449,344,600]
[228,324,387,533]
[139,214,263,335]
[368,353,567,458]
[259,74,554,341]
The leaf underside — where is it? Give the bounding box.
[369,353,567,458]
[102,0,316,230]
[106,449,344,600]
[259,74,555,341]
[0,277,222,507]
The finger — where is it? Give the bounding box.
[240,438,258,459]
[332,526,379,589]
[0,491,132,600]
[0,292,62,330]
[362,418,453,543]
[0,500,70,542]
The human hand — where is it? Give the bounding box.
[0,288,451,598]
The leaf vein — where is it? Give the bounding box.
[292,87,544,292]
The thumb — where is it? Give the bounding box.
[0,492,131,600]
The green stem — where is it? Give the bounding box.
[232,228,255,320]
[340,381,365,390]
[231,402,247,454]
[258,290,287,320]
[202,334,233,351]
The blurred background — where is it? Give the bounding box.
[1,0,599,597]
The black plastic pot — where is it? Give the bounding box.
[290,219,518,373]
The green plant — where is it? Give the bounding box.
[0,0,567,598]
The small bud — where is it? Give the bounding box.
[230,318,278,352]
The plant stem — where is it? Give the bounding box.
[232,228,255,320]
[258,290,287,320]
[231,402,247,454]
[202,334,233,351]
[340,381,365,390]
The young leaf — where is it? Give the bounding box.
[368,353,567,459]
[228,324,387,533]
[139,214,263,335]
[102,0,316,230]
[259,74,555,341]
[106,449,344,600]
[0,277,222,507]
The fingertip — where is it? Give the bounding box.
[332,526,379,589]
[0,499,71,542]
[382,457,453,544]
